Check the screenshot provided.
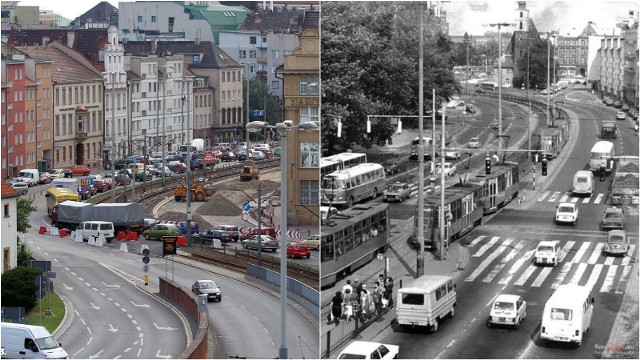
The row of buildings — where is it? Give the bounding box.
[2,1,320,227]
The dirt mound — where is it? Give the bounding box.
[196,193,243,216]
[618,162,639,173]
[216,179,280,194]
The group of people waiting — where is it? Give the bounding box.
[329,274,394,325]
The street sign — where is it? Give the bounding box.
[163,236,177,256]
[45,271,56,279]
[203,151,216,164]
[242,201,251,211]
[35,289,46,299]
[35,276,46,286]
[252,110,265,117]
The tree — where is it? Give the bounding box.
[243,77,283,125]
[17,198,37,233]
[1,266,42,312]
[321,2,459,153]
[515,39,556,90]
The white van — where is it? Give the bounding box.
[540,284,594,346]
[396,275,456,332]
[572,170,594,196]
[76,221,115,242]
[588,141,615,174]
[18,169,39,187]
[1,322,68,359]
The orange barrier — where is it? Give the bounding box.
[127,231,139,241]
[177,236,187,247]
[117,231,127,240]
[39,226,47,234]
[59,228,67,238]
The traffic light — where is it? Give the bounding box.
[485,156,491,175]
[541,158,548,176]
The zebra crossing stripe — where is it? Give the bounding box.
[559,241,575,262]
[570,196,580,203]
[551,262,573,289]
[466,239,512,282]
[604,256,615,266]
[498,249,536,285]
[584,264,603,292]
[472,236,499,257]
[537,191,550,202]
[571,242,591,263]
[568,263,588,285]
[559,193,569,203]
[548,191,562,202]
[594,193,604,204]
[600,265,618,293]
[621,245,635,266]
[514,264,537,286]
[468,235,486,248]
[587,243,604,264]
[531,267,554,287]
[482,240,524,283]
[615,266,631,294]
[582,195,592,204]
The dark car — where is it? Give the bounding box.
[600,207,624,231]
[135,170,153,181]
[194,229,232,244]
[235,150,248,161]
[221,151,237,162]
[178,221,199,235]
[613,101,623,109]
[94,178,112,192]
[104,158,128,170]
[115,172,132,186]
[212,225,240,241]
[191,280,222,302]
[381,160,400,175]
[168,162,187,173]
[63,169,74,178]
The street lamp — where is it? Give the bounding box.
[489,22,511,154]
[245,119,318,359]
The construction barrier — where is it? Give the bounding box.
[50,227,59,237]
[120,243,128,252]
[60,228,68,238]
[39,226,47,234]
[127,231,139,241]
[74,232,83,243]
[117,231,127,240]
[177,236,187,247]
[88,236,96,246]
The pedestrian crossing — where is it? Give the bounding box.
[464,236,635,294]
[536,190,606,204]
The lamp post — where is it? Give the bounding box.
[489,22,511,154]
[110,72,116,203]
[246,119,318,359]
[185,78,193,245]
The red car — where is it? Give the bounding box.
[286,241,311,259]
[67,165,92,176]
[260,149,273,158]
[93,178,112,192]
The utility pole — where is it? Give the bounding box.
[489,22,511,155]
[464,32,470,97]
[186,79,193,246]
[416,2,425,277]
[110,72,116,203]
[162,67,167,188]
[546,34,551,127]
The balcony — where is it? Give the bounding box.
[75,131,88,142]
[257,56,268,63]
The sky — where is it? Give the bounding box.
[13,0,639,36]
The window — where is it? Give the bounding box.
[137,15,143,22]
[222,72,225,82]
[249,50,257,59]
[249,36,256,45]
[4,203,9,218]
[262,36,267,43]
[271,80,280,89]
[300,142,319,168]
[300,107,319,124]
[151,15,157,22]
[272,50,279,59]
[300,180,319,205]
[239,50,246,59]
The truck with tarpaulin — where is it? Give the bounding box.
[51,201,145,235]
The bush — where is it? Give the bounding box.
[1,266,42,312]
[17,237,33,267]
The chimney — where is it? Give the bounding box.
[42,36,49,47]
[67,31,75,47]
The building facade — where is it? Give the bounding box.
[279,27,320,226]
[622,25,638,108]
[555,35,589,78]
[598,36,626,100]
[1,183,18,273]
[1,55,27,179]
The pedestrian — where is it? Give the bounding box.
[331,291,343,325]
[360,284,371,322]
[373,281,383,316]
[384,277,394,310]
[352,278,363,298]
[343,288,354,322]
[341,279,353,298]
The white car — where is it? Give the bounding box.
[444,151,460,160]
[148,153,164,164]
[555,202,578,225]
[468,137,480,149]
[534,240,561,266]
[11,182,29,195]
[248,150,265,160]
[338,341,399,359]
[435,162,457,177]
[486,294,527,329]
[616,111,626,120]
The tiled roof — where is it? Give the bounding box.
[7,28,108,68]
[1,183,18,198]
[72,1,118,27]
[14,43,103,84]
[123,41,241,70]
[240,9,306,33]
[302,10,319,29]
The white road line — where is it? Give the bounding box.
[466,238,512,282]
[593,193,604,204]
[621,245,635,266]
[600,265,618,293]
[615,266,631,294]
[514,264,537,286]
[582,195,592,203]
[584,264,603,292]
[559,193,569,203]
[499,249,536,285]
[537,191,550,202]
[551,262,573,289]
[604,256,615,266]
[587,243,604,264]
[530,267,553,287]
[570,196,579,203]
[468,235,486,248]
[482,241,525,283]
[569,263,588,285]
[472,236,499,257]
[548,191,562,202]
[571,242,591,263]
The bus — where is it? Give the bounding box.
[45,187,80,216]
[321,163,386,208]
[410,135,451,161]
[320,152,368,178]
[478,81,498,91]
[320,203,389,288]
[589,141,615,174]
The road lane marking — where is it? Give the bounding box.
[570,196,579,203]
[559,193,569,202]
[571,242,591,263]
[568,263,588,285]
[621,245,635,266]
[584,264,603,291]
[472,236,499,257]
[468,235,485,247]
[498,249,535,285]
[482,240,525,283]
[615,266,631,294]
[537,191,550,202]
[593,193,604,204]
[604,256,615,265]
[600,265,617,293]
[530,266,553,287]
[551,262,573,289]
[587,243,604,264]
[547,191,562,202]
[559,241,575,262]
[582,195,592,203]
[466,238,512,282]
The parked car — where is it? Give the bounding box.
[115,172,132,186]
[613,100,623,108]
[555,202,578,225]
[435,162,457,177]
[143,218,158,230]
[242,235,279,252]
[383,182,411,202]
[221,151,237,162]
[135,170,153,181]
[148,153,164,164]
[273,147,282,157]
[178,221,199,235]
[534,240,561,266]
[248,150,265,160]
[93,178,112,192]
[486,294,527,329]
[444,151,461,160]
[49,169,66,179]
[603,230,629,257]
[155,166,174,177]
[600,207,624,231]
[11,182,29,195]
[304,234,320,250]
[381,160,400,175]
[260,149,273,158]
[606,98,614,106]
[38,172,52,184]
[234,150,247,161]
[286,241,311,259]
[468,137,480,148]
[615,111,626,120]
[167,161,187,173]
[143,223,181,240]
[191,280,222,302]
[621,104,630,112]
[212,225,240,241]
[67,164,91,176]
[194,229,232,244]
[164,151,179,161]
[337,341,399,360]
